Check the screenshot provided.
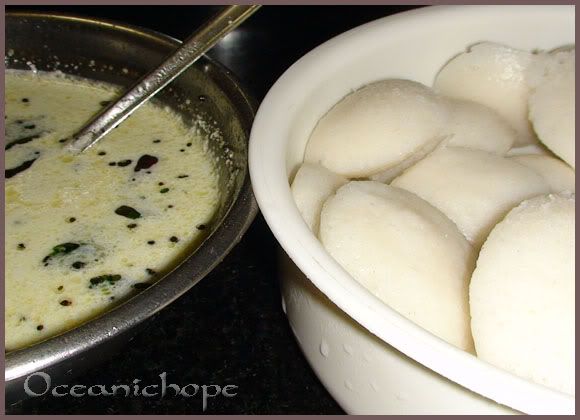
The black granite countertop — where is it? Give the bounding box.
[5,5,420,414]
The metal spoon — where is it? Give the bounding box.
[66,5,261,154]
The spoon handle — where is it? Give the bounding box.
[67,5,261,154]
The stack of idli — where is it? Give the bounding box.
[291,41,575,395]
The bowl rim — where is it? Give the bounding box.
[5,10,258,392]
[249,4,575,415]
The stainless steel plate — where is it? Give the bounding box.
[5,12,257,403]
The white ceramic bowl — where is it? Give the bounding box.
[249,5,575,414]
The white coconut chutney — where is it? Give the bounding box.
[5,71,220,351]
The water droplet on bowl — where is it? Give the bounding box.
[319,340,329,357]
[396,392,408,401]
[344,380,353,391]
[343,343,353,355]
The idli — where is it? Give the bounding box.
[527,48,575,168]
[305,79,449,178]
[511,154,575,192]
[470,193,575,395]
[434,42,537,146]
[391,147,551,247]
[442,98,516,155]
[291,162,347,234]
[319,181,475,351]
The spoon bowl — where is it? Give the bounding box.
[67,5,260,154]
